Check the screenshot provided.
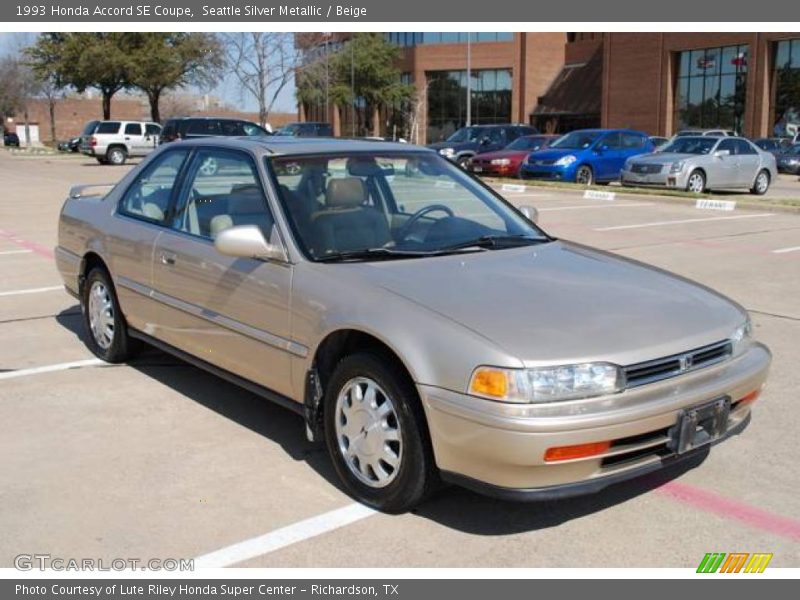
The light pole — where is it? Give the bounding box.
[466,32,472,128]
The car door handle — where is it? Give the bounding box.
[160,252,176,266]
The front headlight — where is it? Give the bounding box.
[469,363,625,403]
[670,160,686,173]
[490,158,511,166]
[554,155,577,167]
[730,318,753,356]
[438,147,455,158]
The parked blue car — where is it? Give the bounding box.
[519,129,654,185]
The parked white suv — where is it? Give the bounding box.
[80,120,162,165]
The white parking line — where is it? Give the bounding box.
[0,249,33,256]
[0,358,105,381]
[595,213,775,232]
[0,286,64,298]
[539,202,653,212]
[772,246,800,254]
[193,503,376,568]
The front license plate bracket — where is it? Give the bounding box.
[669,397,731,455]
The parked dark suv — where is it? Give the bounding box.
[427,124,538,167]
[274,122,334,137]
[160,117,270,144]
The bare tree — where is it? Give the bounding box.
[223,33,297,128]
[0,53,39,146]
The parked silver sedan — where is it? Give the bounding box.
[55,138,770,511]
[621,136,777,194]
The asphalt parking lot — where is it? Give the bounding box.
[1,151,799,569]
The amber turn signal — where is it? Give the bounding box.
[544,441,611,462]
[737,389,761,406]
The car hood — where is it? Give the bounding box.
[473,149,527,161]
[527,148,586,161]
[344,241,745,367]
[427,141,476,152]
[632,152,698,163]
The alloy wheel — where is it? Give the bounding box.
[688,172,705,193]
[334,377,402,488]
[87,280,115,350]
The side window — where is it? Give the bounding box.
[95,122,121,135]
[602,133,624,149]
[124,123,142,136]
[220,121,245,136]
[171,149,274,241]
[145,124,161,137]
[118,150,189,223]
[736,140,757,155]
[621,133,646,149]
[718,139,738,155]
[187,120,219,136]
[242,123,265,136]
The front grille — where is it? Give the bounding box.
[630,163,664,174]
[623,340,732,388]
[529,159,556,166]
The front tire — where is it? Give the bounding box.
[575,165,594,185]
[81,268,140,363]
[686,169,706,193]
[323,352,438,512]
[456,155,471,169]
[750,169,770,195]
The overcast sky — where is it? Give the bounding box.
[0,32,298,115]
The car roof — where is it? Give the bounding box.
[162,136,426,156]
[167,116,252,122]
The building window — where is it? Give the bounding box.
[772,38,800,138]
[385,33,513,47]
[426,69,512,142]
[674,44,748,133]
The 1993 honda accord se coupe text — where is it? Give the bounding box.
[55,137,771,512]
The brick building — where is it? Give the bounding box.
[297,32,800,143]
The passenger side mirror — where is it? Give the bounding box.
[714,149,731,158]
[480,137,491,146]
[214,225,287,262]
[519,205,539,224]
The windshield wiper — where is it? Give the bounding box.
[315,248,438,263]
[437,234,551,252]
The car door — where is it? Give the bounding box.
[734,139,761,186]
[592,132,622,180]
[145,123,161,149]
[106,148,191,332]
[150,146,295,398]
[712,139,739,186]
[123,123,145,156]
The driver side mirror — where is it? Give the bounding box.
[519,205,539,224]
[214,225,287,262]
[480,137,491,146]
[714,149,731,158]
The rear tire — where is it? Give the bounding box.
[106,146,127,166]
[750,169,770,195]
[81,267,141,363]
[323,352,439,513]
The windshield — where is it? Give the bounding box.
[446,126,486,143]
[275,124,301,136]
[506,136,550,151]
[267,152,548,261]
[660,137,718,155]
[550,131,601,150]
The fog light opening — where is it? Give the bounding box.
[544,441,611,462]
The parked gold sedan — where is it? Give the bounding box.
[56,138,770,512]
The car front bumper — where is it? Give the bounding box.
[621,168,689,189]
[419,342,770,499]
[519,162,575,181]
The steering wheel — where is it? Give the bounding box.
[396,204,455,242]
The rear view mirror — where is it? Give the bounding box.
[519,205,539,224]
[214,225,287,262]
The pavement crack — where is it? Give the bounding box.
[747,309,800,322]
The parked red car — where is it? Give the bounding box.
[468,134,560,177]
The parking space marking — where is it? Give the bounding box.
[193,503,376,568]
[0,358,105,381]
[772,246,800,254]
[539,202,653,212]
[0,249,33,256]
[0,229,55,259]
[595,213,775,232]
[657,482,800,543]
[0,286,64,298]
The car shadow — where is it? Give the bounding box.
[55,305,708,535]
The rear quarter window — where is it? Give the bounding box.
[95,122,121,135]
